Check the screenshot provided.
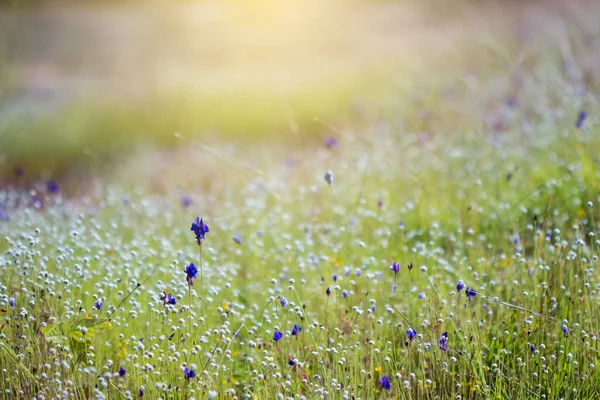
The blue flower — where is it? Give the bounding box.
[273,331,282,341]
[530,344,535,353]
[288,359,295,366]
[161,292,176,305]
[184,367,196,379]
[118,367,126,377]
[9,298,15,308]
[47,181,59,194]
[438,331,449,351]
[342,290,348,298]
[576,110,587,129]
[379,375,391,390]
[180,195,192,208]
[291,324,302,336]
[456,280,465,293]
[333,274,338,282]
[94,300,103,310]
[392,283,397,292]
[406,328,417,341]
[138,387,144,398]
[233,233,243,245]
[465,287,477,299]
[185,263,198,280]
[280,296,288,308]
[390,262,400,274]
[191,217,210,244]
[562,325,569,337]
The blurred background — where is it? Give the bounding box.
[0,0,596,181]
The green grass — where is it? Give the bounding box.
[1,1,600,399]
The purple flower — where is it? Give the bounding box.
[344,267,351,277]
[324,170,334,186]
[233,233,243,245]
[161,292,176,305]
[288,359,295,366]
[392,283,397,292]
[185,263,198,286]
[456,280,465,292]
[465,287,477,299]
[530,344,535,353]
[418,292,426,299]
[118,367,126,377]
[9,298,15,308]
[47,181,59,194]
[122,196,130,205]
[326,287,331,297]
[406,328,417,341]
[342,290,348,298]
[94,300,103,310]
[333,274,338,282]
[438,331,449,351]
[273,331,282,341]
[138,388,144,398]
[562,325,569,337]
[513,235,520,245]
[184,368,197,379]
[390,262,400,274]
[324,136,339,149]
[379,376,391,391]
[576,110,587,129]
[280,296,288,308]
[291,324,302,336]
[356,269,361,277]
[180,195,193,208]
[190,217,210,244]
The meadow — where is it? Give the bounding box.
[1,0,600,399]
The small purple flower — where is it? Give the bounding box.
[456,280,465,292]
[392,283,397,292]
[390,262,400,274]
[356,268,361,277]
[513,235,520,245]
[342,290,348,298]
[118,367,126,377]
[161,292,176,305]
[371,305,376,313]
[180,195,193,208]
[418,292,426,299]
[326,287,331,297]
[233,233,242,245]
[324,136,339,149]
[9,298,15,308]
[94,300,103,310]
[576,110,587,129]
[291,324,302,336]
[138,387,144,398]
[190,217,210,244]
[333,274,338,282]
[344,267,351,277]
[406,328,417,341]
[184,367,197,379]
[562,325,569,337]
[465,287,477,298]
[530,344,535,353]
[280,296,288,308]
[438,331,449,351]
[274,331,282,341]
[288,359,295,366]
[379,376,391,391]
[122,196,130,205]
[47,181,59,194]
[185,263,198,286]
[324,170,334,186]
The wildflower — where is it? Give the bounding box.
[406,328,417,341]
[280,296,288,308]
[161,292,176,306]
[576,110,587,129]
[513,235,520,245]
[324,170,334,186]
[207,391,217,400]
[326,287,331,297]
[122,196,130,205]
[418,292,426,299]
[47,181,59,193]
[390,262,400,274]
[344,267,351,276]
[356,269,361,277]
[184,367,197,380]
[377,199,383,209]
[379,376,391,390]
[342,290,349,298]
[438,332,449,351]
[288,359,295,366]
[456,280,465,293]
[138,387,144,398]
[94,300,103,310]
[392,284,397,292]
[530,344,535,353]
[118,367,126,377]
[291,324,302,336]
[333,274,338,282]
[324,136,339,149]
[190,217,210,244]
[9,298,15,308]
[562,325,569,337]
[184,263,198,286]
[465,287,477,298]
[233,233,243,245]
[273,331,282,341]
[180,195,192,208]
